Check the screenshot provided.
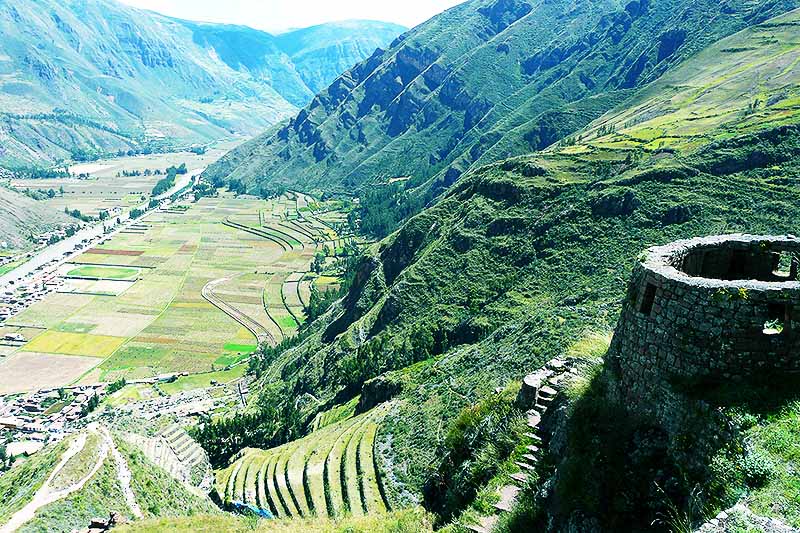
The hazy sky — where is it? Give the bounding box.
[117,0,466,32]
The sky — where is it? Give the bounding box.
[116,0,466,33]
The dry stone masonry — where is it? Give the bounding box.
[608,234,800,429]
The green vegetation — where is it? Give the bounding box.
[206,0,794,236]
[21,459,129,533]
[151,164,187,196]
[115,508,431,533]
[66,266,139,280]
[116,438,218,518]
[199,4,800,530]
[0,440,68,524]
[216,405,390,519]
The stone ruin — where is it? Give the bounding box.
[607,234,800,431]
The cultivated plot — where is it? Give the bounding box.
[0,193,327,393]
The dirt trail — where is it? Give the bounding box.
[99,426,142,519]
[1,425,109,532]
[1,423,144,532]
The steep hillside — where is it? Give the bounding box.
[199,6,800,531]
[179,20,406,107]
[0,426,217,532]
[0,0,403,167]
[205,0,797,219]
[0,187,74,249]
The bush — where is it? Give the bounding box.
[423,385,524,523]
[742,450,773,488]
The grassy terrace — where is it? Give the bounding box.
[217,404,390,519]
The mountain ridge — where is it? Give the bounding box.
[205,0,798,234]
[0,0,404,167]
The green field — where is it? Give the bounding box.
[159,366,247,395]
[217,404,391,519]
[66,266,140,280]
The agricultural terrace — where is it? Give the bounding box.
[0,192,338,395]
[217,403,391,519]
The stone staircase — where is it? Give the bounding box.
[467,358,574,533]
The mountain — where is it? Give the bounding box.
[198,2,800,531]
[177,19,407,107]
[0,0,404,167]
[275,20,409,96]
[204,0,797,221]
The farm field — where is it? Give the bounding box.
[9,142,239,219]
[0,192,329,394]
[65,265,140,280]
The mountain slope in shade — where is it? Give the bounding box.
[205,0,798,210]
[0,0,404,167]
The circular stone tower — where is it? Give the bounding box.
[607,234,800,428]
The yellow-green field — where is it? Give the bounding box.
[66,265,140,280]
[0,192,336,393]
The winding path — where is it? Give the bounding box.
[100,426,142,519]
[202,277,276,346]
[0,424,143,532]
[1,425,108,532]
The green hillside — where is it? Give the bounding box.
[0,1,403,167]
[196,5,800,531]
[204,0,797,233]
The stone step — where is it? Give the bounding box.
[527,433,542,443]
[526,411,541,428]
[538,385,558,399]
[521,454,538,464]
[510,472,528,486]
[533,403,548,414]
[466,515,499,533]
[515,461,536,472]
[493,485,520,513]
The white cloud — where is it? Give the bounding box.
[116,0,466,32]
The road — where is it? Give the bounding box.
[0,168,203,291]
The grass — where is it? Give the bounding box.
[66,265,140,280]
[745,402,800,527]
[218,407,390,520]
[49,432,102,492]
[0,439,69,524]
[116,437,218,518]
[21,457,129,533]
[159,366,246,395]
[24,330,124,358]
[115,507,433,532]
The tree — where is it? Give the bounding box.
[312,251,325,274]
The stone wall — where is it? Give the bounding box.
[607,234,800,430]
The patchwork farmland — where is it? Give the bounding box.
[0,192,338,394]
